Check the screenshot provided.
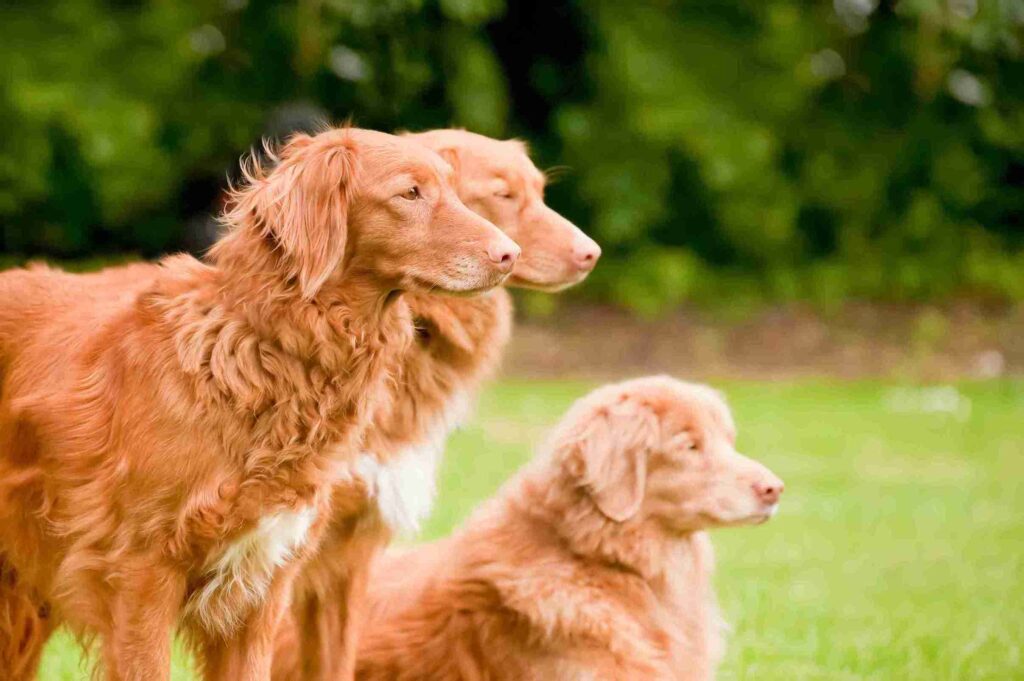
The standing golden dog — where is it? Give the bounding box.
[274,129,601,681]
[354,376,784,681]
[0,127,518,681]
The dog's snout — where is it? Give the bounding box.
[573,237,601,272]
[753,476,784,505]
[487,240,521,273]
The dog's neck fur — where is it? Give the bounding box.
[473,463,721,677]
[362,289,511,458]
[322,288,512,540]
[511,462,676,583]
[144,226,412,537]
[282,287,513,678]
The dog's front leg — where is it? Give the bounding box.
[292,590,347,681]
[199,563,299,681]
[102,561,186,681]
[294,529,379,681]
[332,549,375,681]
[294,560,369,681]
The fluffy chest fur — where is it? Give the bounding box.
[186,505,317,635]
[156,269,413,534]
[354,389,471,535]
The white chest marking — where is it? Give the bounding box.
[356,390,471,535]
[187,505,316,635]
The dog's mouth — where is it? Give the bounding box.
[506,274,579,293]
[698,502,780,528]
[752,504,779,524]
[408,272,508,297]
[506,264,589,292]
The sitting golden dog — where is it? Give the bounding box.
[0,127,518,680]
[274,129,601,681]
[354,376,784,681]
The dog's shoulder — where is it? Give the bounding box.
[461,553,670,679]
[445,507,659,659]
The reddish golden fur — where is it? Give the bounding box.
[274,289,512,681]
[0,559,53,681]
[406,130,600,291]
[273,130,601,681]
[354,376,784,681]
[0,127,516,681]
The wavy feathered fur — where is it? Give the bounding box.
[271,129,601,681]
[272,288,512,681]
[0,128,592,681]
[353,376,784,681]
[0,126,510,681]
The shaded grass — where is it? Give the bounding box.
[40,379,1024,679]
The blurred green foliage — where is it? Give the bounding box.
[1,0,1022,311]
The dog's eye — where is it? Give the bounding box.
[401,186,421,201]
[413,316,432,345]
[667,432,699,454]
[495,191,515,200]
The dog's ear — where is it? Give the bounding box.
[235,133,357,300]
[564,399,657,522]
[274,134,357,299]
[435,146,461,187]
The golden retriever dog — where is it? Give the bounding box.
[272,129,602,681]
[0,126,519,681]
[354,376,784,681]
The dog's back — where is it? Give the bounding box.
[0,265,110,676]
[0,266,68,364]
[355,514,536,681]
[355,492,693,681]
[0,263,157,372]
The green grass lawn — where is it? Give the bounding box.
[40,379,1024,680]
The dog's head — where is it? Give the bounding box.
[550,376,783,532]
[405,129,600,291]
[220,127,520,299]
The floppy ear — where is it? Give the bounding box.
[241,133,357,299]
[435,146,461,187]
[567,400,657,522]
